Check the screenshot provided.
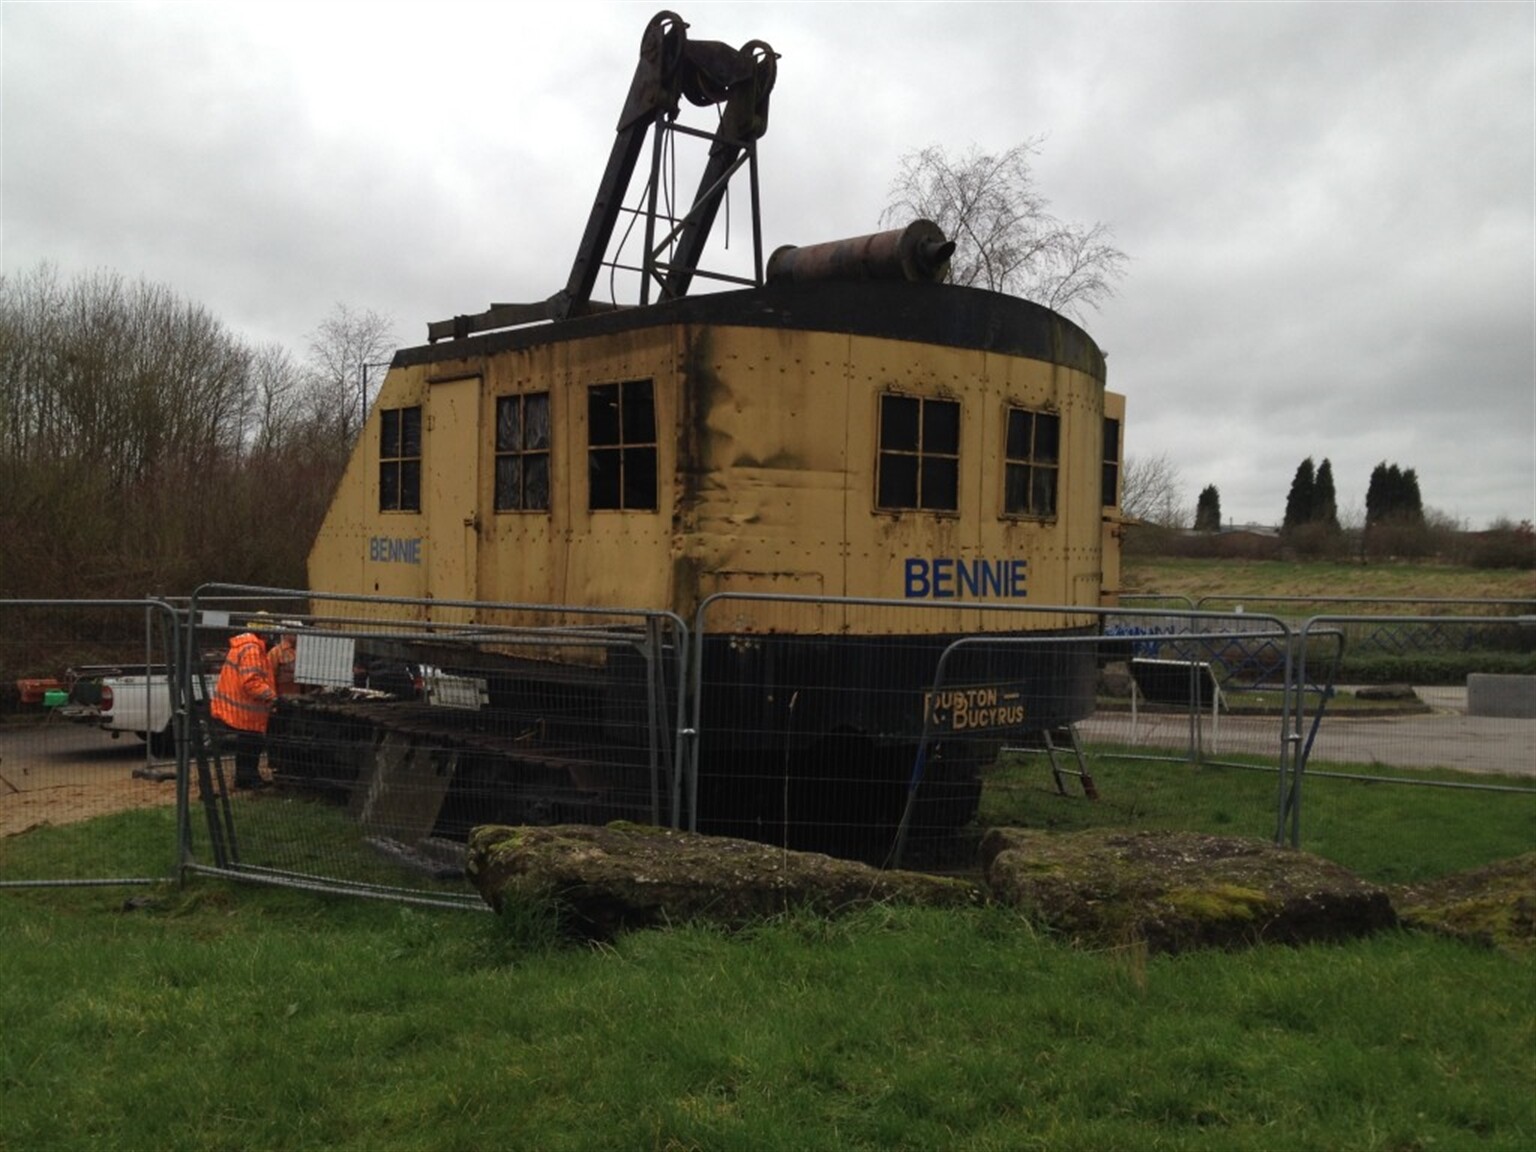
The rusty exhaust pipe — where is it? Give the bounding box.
[767,219,954,285]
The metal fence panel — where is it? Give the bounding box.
[176,585,686,906]
[7,590,1530,898]
[1288,612,1536,854]
[1,599,183,888]
[909,620,1305,865]
[1194,595,1536,665]
[689,595,1302,867]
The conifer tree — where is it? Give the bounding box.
[1366,461,1426,526]
[1194,485,1222,532]
[1313,458,1341,532]
[1282,458,1316,532]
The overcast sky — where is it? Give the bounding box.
[3,1,1532,529]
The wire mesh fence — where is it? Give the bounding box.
[687,596,1314,867]
[1194,595,1536,674]
[687,594,1115,867]
[173,585,687,906]
[948,615,1307,863]
[3,591,1532,899]
[0,599,185,887]
[1282,612,1536,858]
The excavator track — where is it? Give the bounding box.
[269,693,660,841]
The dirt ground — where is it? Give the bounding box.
[0,723,183,838]
[0,774,179,838]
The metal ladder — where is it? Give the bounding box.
[1004,723,1099,800]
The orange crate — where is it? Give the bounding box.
[16,678,66,705]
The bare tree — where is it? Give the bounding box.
[0,264,256,595]
[0,265,249,483]
[0,266,396,596]
[305,303,398,447]
[1120,453,1187,528]
[243,343,309,458]
[881,140,1128,320]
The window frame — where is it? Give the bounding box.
[587,379,659,513]
[1002,405,1061,521]
[875,392,961,514]
[378,404,422,513]
[494,391,552,513]
[1102,416,1121,509]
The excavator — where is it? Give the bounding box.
[277,9,1117,869]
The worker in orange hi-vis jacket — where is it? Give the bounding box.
[210,619,278,790]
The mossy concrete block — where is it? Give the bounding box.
[1393,851,1536,952]
[465,823,1528,954]
[980,827,1396,954]
[466,822,982,939]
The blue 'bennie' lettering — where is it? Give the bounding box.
[905,557,1028,600]
[932,558,955,598]
[368,536,422,564]
[905,558,929,597]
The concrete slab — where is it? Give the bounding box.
[1467,674,1536,720]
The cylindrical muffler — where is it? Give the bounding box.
[767,219,955,284]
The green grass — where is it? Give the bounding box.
[3,772,1535,1151]
[982,752,1536,884]
[0,804,184,883]
[0,796,476,902]
[1121,556,1536,604]
[1,870,1533,1151]
[180,790,479,902]
[1103,688,1433,715]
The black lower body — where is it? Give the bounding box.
[215,721,266,788]
[266,626,1098,866]
[689,628,1098,864]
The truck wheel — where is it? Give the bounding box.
[148,728,176,759]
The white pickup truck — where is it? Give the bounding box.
[42,643,486,759]
[57,663,209,758]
